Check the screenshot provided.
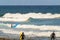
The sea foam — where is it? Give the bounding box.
[1,13,60,21]
[3,13,60,18]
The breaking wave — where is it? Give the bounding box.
[3,13,60,19]
[0,13,59,26]
[0,13,60,37]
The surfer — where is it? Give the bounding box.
[20,32,25,40]
[50,31,56,40]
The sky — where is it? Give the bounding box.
[0,0,60,5]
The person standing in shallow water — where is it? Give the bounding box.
[20,32,25,40]
[22,32,25,40]
[50,31,56,40]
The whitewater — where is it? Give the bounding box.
[0,13,60,40]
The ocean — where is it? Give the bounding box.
[0,5,60,16]
[0,5,60,40]
[0,5,60,26]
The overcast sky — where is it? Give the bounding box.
[0,0,60,5]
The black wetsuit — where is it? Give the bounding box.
[22,33,25,40]
[51,33,55,40]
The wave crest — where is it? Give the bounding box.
[2,13,60,21]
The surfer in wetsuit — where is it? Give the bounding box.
[22,32,25,40]
[50,31,56,40]
[20,32,25,40]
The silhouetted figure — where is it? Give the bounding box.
[50,32,56,40]
[20,32,25,40]
[22,32,25,40]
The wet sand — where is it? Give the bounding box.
[26,36,60,40]
[0,37,60,40]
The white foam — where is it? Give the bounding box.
[16,25,60,30]
[16,25,60,37]
[1,13,60,21]
[0,13,60,38]
[3,13,60,19]
[0,24,60,38]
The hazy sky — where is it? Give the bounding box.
[0,0,60,5]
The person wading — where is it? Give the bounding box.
[50,31,56,40]
[20,32,25,40]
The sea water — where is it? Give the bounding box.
[0,5,60,25]
[0,5,60,16]
[0,5,60,40]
